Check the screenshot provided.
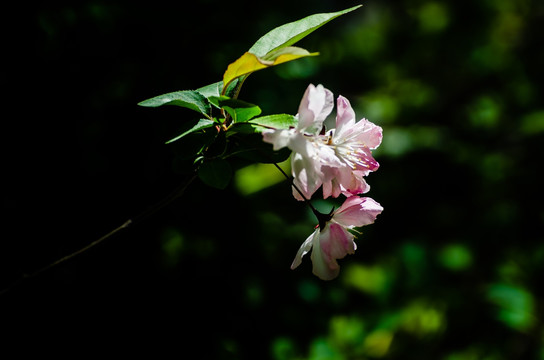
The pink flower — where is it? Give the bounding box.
[321,95,382,198]
[262,85,382,201]
[291,196,383,280]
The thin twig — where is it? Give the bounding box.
[28,219,133,279]
[231,133,331,229]
[0,173,197,296]
[271,162,330,230]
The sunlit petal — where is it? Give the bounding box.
[291,229,318,270]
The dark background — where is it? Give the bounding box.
[2,0,544,358]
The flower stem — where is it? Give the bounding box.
[271,162,330,230]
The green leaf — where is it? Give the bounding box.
[248,5,362,57]
[198,158,232,189]
[138,90,211,116]
[196,79,241,101]
[249,114,298,131]
[210,96,262,123]
[196,82,223,98]
[227,114,298,135]
[165,119,216,144]
[222,47,318,92]
[224,105,262,123]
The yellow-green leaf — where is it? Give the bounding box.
[222,47,318,94]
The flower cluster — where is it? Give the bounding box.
[263,84,384,280]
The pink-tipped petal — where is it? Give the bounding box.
[340,171,371,197]
[352,118,383,150]
[311,223,355,281]
[335,96,356,133]
[333,197,383,228]
[323,223,356,258]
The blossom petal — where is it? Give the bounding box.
[297,84,334,133]
[321,166,343,199]
[310,231,339,280]
[322,165,371,198]
[333,196,383,228]
[262,129,295,150]
[291,228,318,270]
[311,223,355,280]
[323,223,356,258]
[340,170,371,197]
[352,145,380,172]
[340,168,371,196]
[335,95,356,135]
[291,152,323,200]
[351,118,383,150]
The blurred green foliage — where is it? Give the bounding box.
[3,0,544,359]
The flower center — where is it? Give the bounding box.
[332,140,377,171]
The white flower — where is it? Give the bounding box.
[263,84,334,199]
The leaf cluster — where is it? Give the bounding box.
[138,6,361,189]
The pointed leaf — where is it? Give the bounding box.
[223,47,318,91]
[165,119,216,144]
[196,79,240,100]
[196,82,223,98]
[248,5,362,57]
[228,114,298,135]
[249,114,298,132]
[138,90,211,116]
[198,158,232,189]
